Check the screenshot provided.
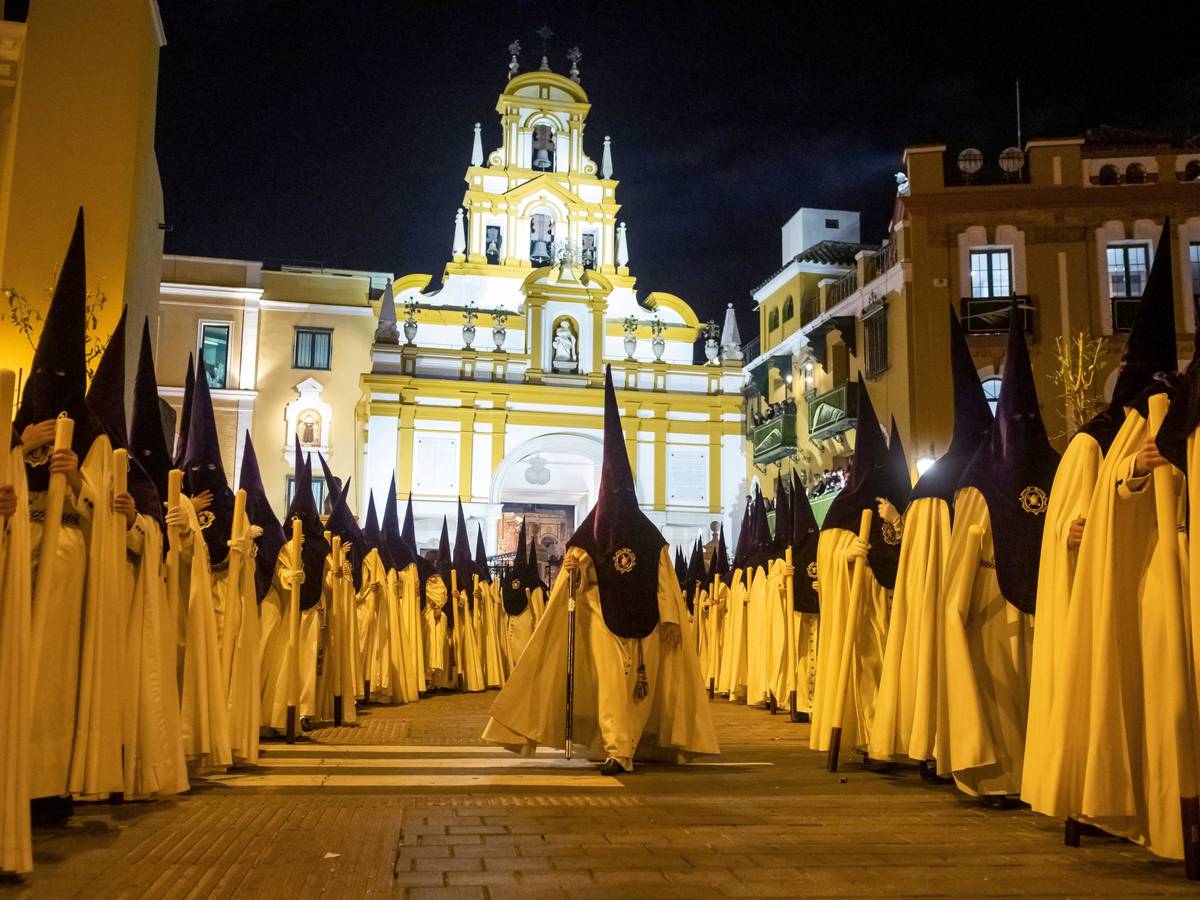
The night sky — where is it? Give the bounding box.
[156,2,1197,336]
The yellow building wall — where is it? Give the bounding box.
[0,0,163,384]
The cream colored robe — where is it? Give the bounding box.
[1049,408,1193,859]
[176,496,232,769]
[941,488,1033,796]
[1020,432,1102,816]
[481,580,506,688]
[423,576,453,689]
[744,565,773,706]
[870,498,951,764]
[318,556,358,724]
[718,569,749,700]
[809,528,889,753]
[483,546,719,769]
[457,580,487,692]
[0,443,33,873]
[122,515,189,796]
[258,553,320,730]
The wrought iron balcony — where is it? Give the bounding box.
[959,295,1032,335]
[751,411,797,466]
[807,381,859,442]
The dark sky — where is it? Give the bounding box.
[155,2,1197,336]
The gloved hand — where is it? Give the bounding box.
[875,497,901,525]
[781,562,794,578]
[846,537,870,561]
[660,622,682,649]
[247,524,264,541]
[164,504,191,533]
[227,532,255,556]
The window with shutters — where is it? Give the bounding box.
[293,327,332,370]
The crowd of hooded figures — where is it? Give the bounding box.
[680,219,1200,878]
[8,211,1200,885]
[0,211,634,878]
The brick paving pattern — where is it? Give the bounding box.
[7,694,1197,897]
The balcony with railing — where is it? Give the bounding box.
[751,409,798,465]
[959,295,1033,335]
[808,380,860,442]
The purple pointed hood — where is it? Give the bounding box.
[240,432,286,602]
[566,366,667,639]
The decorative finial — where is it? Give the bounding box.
[470,122,483,167]
[507,40,521,79]
[601,135,613,179]
[566,46,582,82]
[536,25,554,71]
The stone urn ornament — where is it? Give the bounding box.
[403,299,419,344]
[462,302,478,350]
[703,319,721,364]
[622,315,638,360]
[650,316,666,361]
[492,308,508,351]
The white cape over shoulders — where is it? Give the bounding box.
[483,546,718,768]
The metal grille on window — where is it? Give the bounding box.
[294,327,332,369]
[863,298,888,378]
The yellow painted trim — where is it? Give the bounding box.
[396,406,416,496]
[708,435,722,514]
[499,71,590,106]
[604,322,697,341]
[643,291,701,328]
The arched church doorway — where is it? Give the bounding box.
[490,433,602,585]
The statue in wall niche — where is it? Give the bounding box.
[552,319,578,371]
[298,409,321,447]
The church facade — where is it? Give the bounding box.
[154,57,746,566]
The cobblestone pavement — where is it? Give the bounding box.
[6,693,1197,898]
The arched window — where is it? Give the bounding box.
[530,212,554,266]
[768,308,780,332]
[981,377,1002,416]
[782,296,795,321]
[532,124,555,171]
[1125,162,1148,184]
[1185,160,1200,182]
[1097,164,1120,185]
[485,225,503,265]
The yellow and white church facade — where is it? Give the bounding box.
[154,57,747,565]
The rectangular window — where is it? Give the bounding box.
[824,218,840,229]
[285,474,326,512]
[198,322,230,389]
[1107,243,1150,298]
[863,301,889,378]
[969,249,1013,298]
[293,327,332,370]
[1190,243,1200,299]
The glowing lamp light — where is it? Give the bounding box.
[915,455,937,476]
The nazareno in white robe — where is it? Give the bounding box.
[1050,407,1193,859]
[214,510,261,763]
[717,569,749,700]
[808,528,889,754]
[870,497,951,765]
[122,514,189,796]
[175,495,232,769]
[27,437,119,800]
[483,546,719,770]
[940,487,1033,797]
[1020,431,1103,817]
[0,442,33,874]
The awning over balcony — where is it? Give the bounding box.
[752,411,797,465]
[808,380,859,442]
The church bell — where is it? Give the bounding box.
[532,148,552,170]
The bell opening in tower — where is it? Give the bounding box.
[530,212,554,266]
[486,225,503,265]
[581,232,597,270]
[532,124,555,171]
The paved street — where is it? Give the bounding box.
[6,693,1196,898]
